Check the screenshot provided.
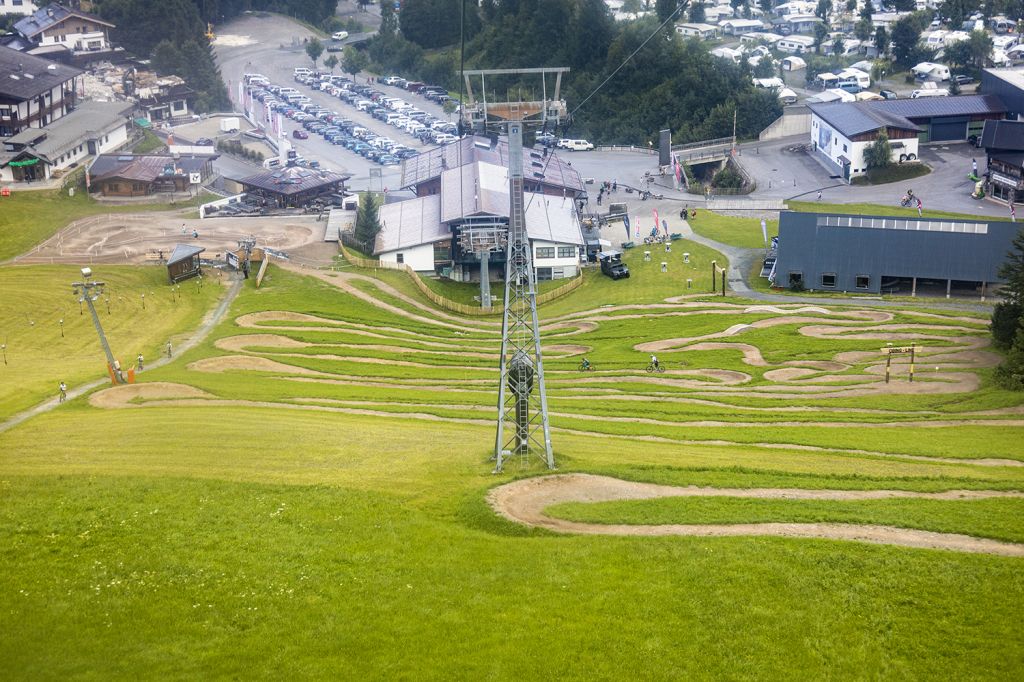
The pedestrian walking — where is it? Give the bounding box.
[972,158,978,176]
[916,197,923,217]
[612,180,617,192]
[137,353,144,371]
[59,381,67,403]
[816,190,822,201]
[181,224,187,235]
[1011,202,1017,223]
[166,341,172,358]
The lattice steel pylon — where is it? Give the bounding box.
[461,68,569,472]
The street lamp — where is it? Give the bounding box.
[72,267,126,385]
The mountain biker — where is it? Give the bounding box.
[650,354,659,370]
[581,357,591,370]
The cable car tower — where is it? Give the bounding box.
[460,67,569,473]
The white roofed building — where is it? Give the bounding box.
[375,136,586,282]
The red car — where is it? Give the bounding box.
[292,129,309,140]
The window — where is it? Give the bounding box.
[557,246,575,258]
[855,275,870,289]
[788,272,802,286]
[821,273,836,287]
[536,267,553,281]
[842,144,848,152]
[396,253,404,264]
[536,246,555,259]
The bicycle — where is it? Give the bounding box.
[578,362,595,372]
[645,363,666,373]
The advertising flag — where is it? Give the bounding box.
[662,219,669,236]
[623,215,631,241]
[635,216,640,240]
[761,219,768,247]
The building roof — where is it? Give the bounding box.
[401,135,583,195]
[984,68,1024,90]
[439,161,509,224]
[14,3,114,39]
[808,101,921,137]
[5,100,134,159]
[981,119,1024,151]
[138,82,194,107]
[375,194,447,253]
[167,244,204,266]
[89,153,215,183]
[872,94,1006,119]
[0,44,82,101]
[239,165,350,196]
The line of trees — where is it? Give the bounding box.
[994,230,1024,389]
[362,0,781,145]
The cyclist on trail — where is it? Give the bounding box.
[650,354,659,371]
[581,357,591,371]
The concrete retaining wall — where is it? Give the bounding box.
[759,105,811,141]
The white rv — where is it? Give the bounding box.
[912,62,951,81]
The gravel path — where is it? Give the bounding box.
[488,474,1024,557]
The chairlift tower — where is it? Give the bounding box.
[72,267,126,385]
[461,67,569,472]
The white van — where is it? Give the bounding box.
[385,113,403,124]
[331,31,349,41]
[563,139,595,151]
[911,83,949,98]
[293,67,312,77]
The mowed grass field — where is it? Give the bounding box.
[1,261,1023,677]
[0,265,222,419]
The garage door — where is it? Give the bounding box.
[930,117,968,141]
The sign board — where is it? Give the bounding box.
[189,172,202,185]
[881,346,918,354]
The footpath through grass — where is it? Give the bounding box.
[688,211,778,249]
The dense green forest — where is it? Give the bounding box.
[92,0,339,112]
[368,0,781,144]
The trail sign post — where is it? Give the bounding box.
[881,345,918,383]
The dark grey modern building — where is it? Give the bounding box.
[980,69,1024,121]
[772,211,1019,296]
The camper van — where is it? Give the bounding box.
[911,82,950,98]
[912,62,951,82]
[837,68,871,89]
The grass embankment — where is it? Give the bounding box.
[788,201,991,221]
[850,163,932,186]
[688,211,778,249]
[0,187,210,262]
[0,265,222,419]
[1,263,1022,676]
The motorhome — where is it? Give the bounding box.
[911,82,949,98]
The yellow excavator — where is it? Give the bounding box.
[205,23,215,40]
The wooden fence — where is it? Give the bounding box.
[338,242,583,316]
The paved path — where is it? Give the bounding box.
[0,275,245,435]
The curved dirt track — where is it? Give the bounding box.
[488,474,1024,557]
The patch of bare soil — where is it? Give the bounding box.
[89,382,216,408]
[488,474,1024,556]
[186,355,325,375]
[215,334,313,352]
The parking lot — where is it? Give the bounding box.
[214,14,458,190]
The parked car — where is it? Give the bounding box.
[953,74,975,85]
[292,129,309,139]
[331,31,349,40]
[879,89,898,100]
